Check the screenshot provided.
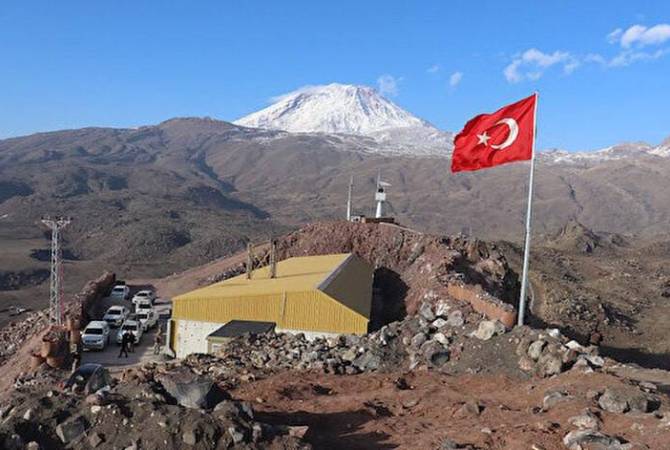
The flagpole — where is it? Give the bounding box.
[517,92,539,327]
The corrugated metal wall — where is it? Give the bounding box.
[173,293,284,323]
[170,254,374,351]
[172,289,368,336]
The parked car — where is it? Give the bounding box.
[135,298,153,314]
[103,305,129,327]
[136,309,158,331]
[116,319,143,344]
[81,321,111,350]
[62,363,111,394]
[132,290,155,306]
[110,284,130,300]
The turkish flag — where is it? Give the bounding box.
[451,94,537,172]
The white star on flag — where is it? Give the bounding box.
[477,131,490,146]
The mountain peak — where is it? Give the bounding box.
[234,83,433,135]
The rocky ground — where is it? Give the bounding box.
[2,221,670,448]
[146,220,670,371]
[3,298,670,449]
[499,220,670,370]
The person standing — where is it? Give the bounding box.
[118,331,130,358]
[128,331,135,353]
[153,331,163,355]
[70,338,82,373]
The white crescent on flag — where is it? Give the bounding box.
[491,118,519,150]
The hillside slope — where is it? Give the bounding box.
[2,117,670,319]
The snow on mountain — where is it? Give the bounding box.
[234,82,668,161]
[540,141,670,164]
[235,83,453,156]
[649,136,670,157]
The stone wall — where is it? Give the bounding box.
[70,271,116,327]
[446,283,517,328]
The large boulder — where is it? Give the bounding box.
[56,415,89,444]
[562,430,628,450]
[598,386,650,414]
[421,340,450,367]
[352,351,382,372]
[568,410,601,431]
[472,320,505,341]
[157,367,227,409]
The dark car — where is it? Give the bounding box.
[62,363,111,394]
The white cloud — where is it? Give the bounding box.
[608,48,668,67]
[377,74,401,96]
[610,23,670,48]
[426,64,440,74]
[448,71,463,87]
[584,53,607,65]
[503,48,577,83]
[607,28,623,44]
[503,24,670,82]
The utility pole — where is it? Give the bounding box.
[41,216,72,326]
[346,176,353,221]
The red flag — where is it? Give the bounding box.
[451,94,537,173]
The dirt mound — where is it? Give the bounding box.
[548,219,628,254]
[168,221,520,327]
[276,222,519,309]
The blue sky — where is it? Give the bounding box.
[1,1,669,150]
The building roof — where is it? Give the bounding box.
[172,253,373,335]
[207,320,276,339]
[175,253,352,300]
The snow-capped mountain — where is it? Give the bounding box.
[234,82,670,161]
[235,83,453,156]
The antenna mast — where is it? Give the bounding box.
[346,176,353,221]
[375,170,387,219]
[41,216,71,326]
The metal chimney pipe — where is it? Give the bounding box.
[246,242,253,279]
[269,239,277,278]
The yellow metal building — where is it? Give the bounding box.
[169,253,373,357]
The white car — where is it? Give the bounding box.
[136,309,158,331]
[103,305,129,328]
[135,298,153,314]
[116,319,143,344]
[81,321,111,350]
[110,285,130,300]
[132,290,155,306]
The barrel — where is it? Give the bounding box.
[30,354,46,371]
[69,329,82,344]
[65,316,80,332]
[40,340,57,358]
[45,355,66,369]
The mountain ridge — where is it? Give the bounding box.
[234,83,454,156]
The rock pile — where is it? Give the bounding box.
[146,300,603,382]
[0,310,47,366]
[0,372,309,450]
[0,272,114,368]
[516,328,605,378]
